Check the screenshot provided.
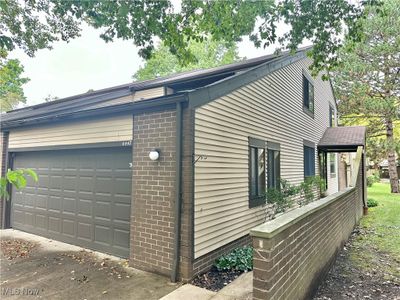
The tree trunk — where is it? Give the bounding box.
[385,118,399,193]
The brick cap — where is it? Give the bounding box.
[250,187,355,239]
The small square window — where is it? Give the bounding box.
[303,75,314,114]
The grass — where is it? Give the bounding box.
[349,182,400,280]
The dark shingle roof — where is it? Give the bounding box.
[318,126,366,150]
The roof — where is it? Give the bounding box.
[1,46,313,129]
[318,126,366,152]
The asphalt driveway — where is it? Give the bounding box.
[0,229,178,299]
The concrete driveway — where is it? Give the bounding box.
[0,229,178,299]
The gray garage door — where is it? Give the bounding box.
[11,147,132,257]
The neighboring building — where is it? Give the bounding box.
[0,47,366,281]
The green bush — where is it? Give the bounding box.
[367,175,379,187]
[266,179,298,213]
[214,246,253,272]
[367,198,378,207]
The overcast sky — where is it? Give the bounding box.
[9,24,289,107]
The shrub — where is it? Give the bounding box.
[266,179,298,214]
[367,198,378,207]
[214,246,253,272]
[367,175,379,187]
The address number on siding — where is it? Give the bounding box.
[122,140,132,146]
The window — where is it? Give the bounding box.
[303,74,314,114]
[267,142,280,190]
[329,153,336,178]
[304,144,315,178]
[249,137,266,207]
[329,106,335,127]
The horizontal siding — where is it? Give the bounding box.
[133,87,165,101]
[194,58,337,258]
[8,114,133,149]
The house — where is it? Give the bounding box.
[0,47,366,282]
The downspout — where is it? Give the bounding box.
[171,101,183,282]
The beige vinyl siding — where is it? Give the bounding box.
[133,87,166,101]
[194,58,337,258]
[8,114,133,149]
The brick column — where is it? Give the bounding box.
[130,110,177,276]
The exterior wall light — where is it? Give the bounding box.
[149,149,160,161]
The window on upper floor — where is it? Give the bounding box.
[303,74,314,115]
[329,105,335,127]
[304,143,316,178]
[329,153,336,178]
[249,137,266,208]
[267,142,281,190]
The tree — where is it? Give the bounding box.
[133,40,241,81]
[44,94,59,102]
[0,50,29,112]
[334,0,400,193]
[0,0,381,74]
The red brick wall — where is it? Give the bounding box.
[130,110,177,276]
[251,165,364,300]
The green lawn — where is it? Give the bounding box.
[350,182,400,280]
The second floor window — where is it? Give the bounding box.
[303,75,314,113]
[329,106,335,127]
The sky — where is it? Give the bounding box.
[9,24,289,107]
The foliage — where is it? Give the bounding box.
[333,0,399,193]
[298,176,321,206]
[367,173,380,187]
[367,198,378,207]
[0,169,38,199]
[44,94,59,102]
[266,179,299,214]
[356,183,400,266]
[133,39,241,81]
[0,50,29,111]
[0,0,382,74]
[214,246,253,272]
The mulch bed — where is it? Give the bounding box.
[0,238,37,260]
[190,267,244,292]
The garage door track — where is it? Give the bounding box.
[0,230,178,299]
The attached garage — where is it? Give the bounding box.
[10,147,132,257]
[1,112,134,258]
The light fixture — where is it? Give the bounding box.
[149,149,160,161]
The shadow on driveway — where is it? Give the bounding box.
[0,230,178,299]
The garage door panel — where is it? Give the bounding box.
[11,147,132,258]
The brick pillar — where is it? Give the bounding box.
[130,110,177,276]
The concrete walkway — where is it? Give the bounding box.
[0,229,178,299]
[160,271,253,300]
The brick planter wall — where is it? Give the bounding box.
[251,147,365,300]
